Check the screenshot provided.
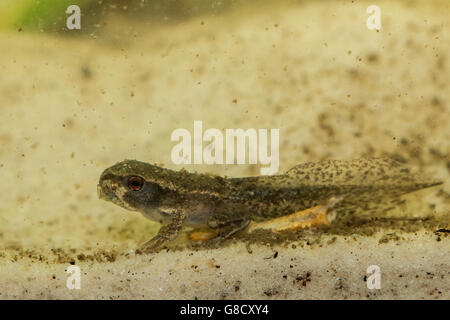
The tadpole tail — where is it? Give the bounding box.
[229,158,441,222]
[284,158,442,220]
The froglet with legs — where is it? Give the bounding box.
[97,158,441,253]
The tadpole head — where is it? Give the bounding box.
[98,160,162,212]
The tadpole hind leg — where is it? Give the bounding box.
[207,219,250,246]
[217,219,250,238]
[247,196,343,233]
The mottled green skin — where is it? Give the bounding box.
[98,158,441,252]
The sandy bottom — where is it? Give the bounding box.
[0,0,448,299]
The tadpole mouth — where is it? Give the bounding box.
[97,184,103,199]
[97,179,121,204]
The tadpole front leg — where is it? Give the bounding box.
[137,210,185,254]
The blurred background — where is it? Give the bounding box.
[0,0,262,32]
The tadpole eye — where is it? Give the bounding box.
[127,176,144,191]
